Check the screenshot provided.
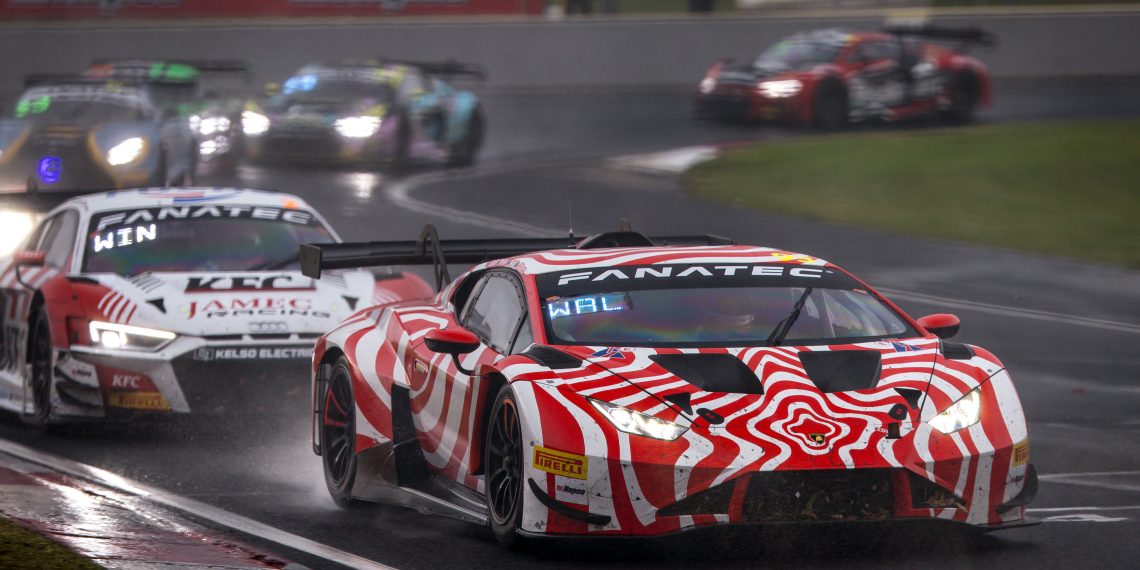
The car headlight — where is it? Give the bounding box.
[242,111,270,135]
[589,398,688,441]
[106,137,145,166]
[88,321,176,351]
[195,115,231,136]
[334,116,382,139]
[928,388,982,434]
[0,211,35,256]
[758,79,802,98]
[699,77,717,94]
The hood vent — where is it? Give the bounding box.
[521,345,582,370]
[650,354,763,395]
[798,350,882,393]
[941,342,975,360]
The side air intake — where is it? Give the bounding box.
[649,354,763,394]
[798,350,882,393]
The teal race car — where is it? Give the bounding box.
[242,60,485,168]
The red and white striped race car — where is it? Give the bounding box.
[0,187,430,425]
[302,227,1036,545]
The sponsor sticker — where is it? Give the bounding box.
[533,446,588,480]
[193,346,314,361]
[554,476,589,505]
[107,391,170,411]
[1013,440,1030,467]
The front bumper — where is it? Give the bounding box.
[52,337,316,419]
[245,122,398,165]
[694,90,807,123]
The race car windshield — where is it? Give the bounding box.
[754,39,842,69]
[537,264,915,347]
[81,206,335,275]
[278,77,394,104]
[13,97,150,123]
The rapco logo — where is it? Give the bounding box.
[533,446,588,480]
[1013,440,1030,467]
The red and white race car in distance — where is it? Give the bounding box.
[303,227,1036,545]
[0,188,430,425]
[694,26,994,128]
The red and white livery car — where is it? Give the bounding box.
[0,187,430,425]
[303,228,1036,545]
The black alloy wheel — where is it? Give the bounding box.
[446,107,484,168]
[812,82,848,131]
[321,357,358,508]
[24,310,54,429]
[944,72,981,124]
[485,385,525,546]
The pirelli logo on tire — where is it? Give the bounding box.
[533,446,588,480]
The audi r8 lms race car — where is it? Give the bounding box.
[84,58,254,171]
[0,78,197,191]
[694,26,994,128]
[242,60,485,168]
[0,187,430,425]
[302,227,1036,545]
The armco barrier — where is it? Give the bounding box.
[0,8,1137,100]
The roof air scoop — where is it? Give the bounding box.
[650,354,763,395]
[798,350,882,393]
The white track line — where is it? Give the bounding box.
[1040,470,1140,479]
[1029,505,1140,513]
[879,288,1140,335]
[389,169,1140,335]
[0,438,396,570]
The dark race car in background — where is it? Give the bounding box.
[85,59,253,172]
[242,60,485,168]
[695,26,995,129]
[0,78,196,192]
[0,187,431,426]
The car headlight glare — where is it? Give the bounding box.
[0,211,36,256]
[106,137,145,166]
[242,111,270,135]
[928,388,982,434]
[196,115,231,136]
[758,79,802,98]
[699,77,717,94]
[334,116,382,139]
[88,321,176,351]
[589,398,688,441]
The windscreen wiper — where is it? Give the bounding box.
[764,286,814,347]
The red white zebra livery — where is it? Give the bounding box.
[312,244,1033,537]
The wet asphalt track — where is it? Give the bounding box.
[3,78,1140,569]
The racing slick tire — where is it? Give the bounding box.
[151,147,170,187]
[445,106,484,168]
[320,356,360,509]
[812,80,848,131]
[484,384,528,548]
[390,111,412,172]
[943,71,981,124]
[21,308,56,431]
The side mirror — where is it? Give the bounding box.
[424,328,480,375]
[917,313,960,340]
[14,250,45,267]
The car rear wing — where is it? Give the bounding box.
[381,58,487,80]
[882,24,998,48]
[300,224,733,289]
[90,58,252,76]
[23,74,100,88]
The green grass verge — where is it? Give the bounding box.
[685,119,1140,268]
[0,517,100,570]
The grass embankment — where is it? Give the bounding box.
[686,119,1140,268]
[0,517,100,570]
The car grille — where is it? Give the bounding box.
[740,469,894,523]
[171,349,313,414]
